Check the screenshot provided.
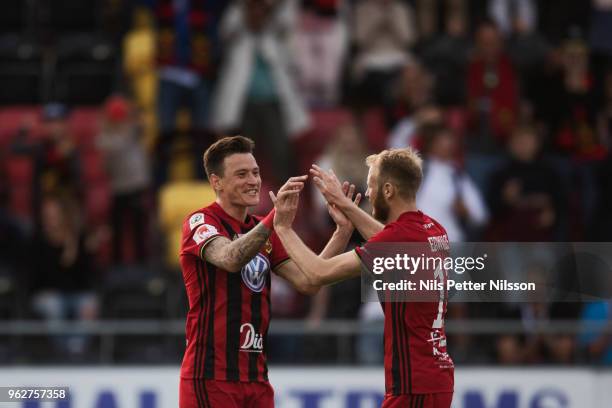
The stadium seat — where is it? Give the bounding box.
[84,180,110,225]
[0,36,44,105]
[70,108,100,149]
[102,264,168,318]
[81,150,107,183]
[54,34,118,105]
[158,181,216,267]
[101,263,172,362]
[4,157,33,218]
[0,107,42,147]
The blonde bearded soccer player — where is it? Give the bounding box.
[270,148,454,408]
[178,135,360,408]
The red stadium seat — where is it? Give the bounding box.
[84,180,110,224]
[5,157,32,183]
[4,157,33,217]
[69,108,100,149]
[81,149,107,183]
[8,186,31,218]
[0,107,43,147]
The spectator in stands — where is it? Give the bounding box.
[292,0,347,107]
[466,20,519,152]
[96,95,151,264]
[293,0,348,108]
[488,0,537,37]
[352,0,417,106]
[496,0,548,103]
[416,0,471,106]
[487,125,564,241]
[417,123,488,242]
[386,61,435,129]
[312,121,369,231]
[123,7,156,113]
[153,0,225,186]
[29,195,98,357]
[212,0,308,185]
[387,104,443,150]
[123,6,160,153]
[535,39,605,235]
[11,103,82,229]
[549,39,605,161]
[415,0,468,42]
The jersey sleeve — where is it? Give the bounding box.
[181,211,224,259]
[269,231,290,270]
[354,224,398,268]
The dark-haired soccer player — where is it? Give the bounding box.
[178,135,359,408]
[271,148,454,408]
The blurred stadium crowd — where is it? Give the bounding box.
[1,0,612,367]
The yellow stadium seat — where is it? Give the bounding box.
[158,181,216,267]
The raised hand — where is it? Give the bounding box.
[269,175,307,229]
[328,181,362,230]
[310,164,352,208]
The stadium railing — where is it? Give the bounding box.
[0,319,609,363]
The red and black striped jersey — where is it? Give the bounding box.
[356,211,454,395]
[179,202,289,382]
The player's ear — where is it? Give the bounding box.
[383,182,394,199]
[210,174,223,192]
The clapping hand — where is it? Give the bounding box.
[310,164,353,209]
[327,181,362,231]
[269,175,307,229]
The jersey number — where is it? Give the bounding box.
[432,265,445,329]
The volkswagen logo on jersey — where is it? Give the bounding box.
[241,253,270,292]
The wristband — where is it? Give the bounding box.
[261,208,276,230]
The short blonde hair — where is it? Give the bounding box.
[366,148,423,200]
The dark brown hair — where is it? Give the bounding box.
[203,136,255,180]
[419,122,451,155]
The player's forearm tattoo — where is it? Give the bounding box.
[204,223,272,271]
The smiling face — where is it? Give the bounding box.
[212,153,261,208]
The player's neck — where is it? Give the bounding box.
[387,200,418,223]
[215,198,248,222]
